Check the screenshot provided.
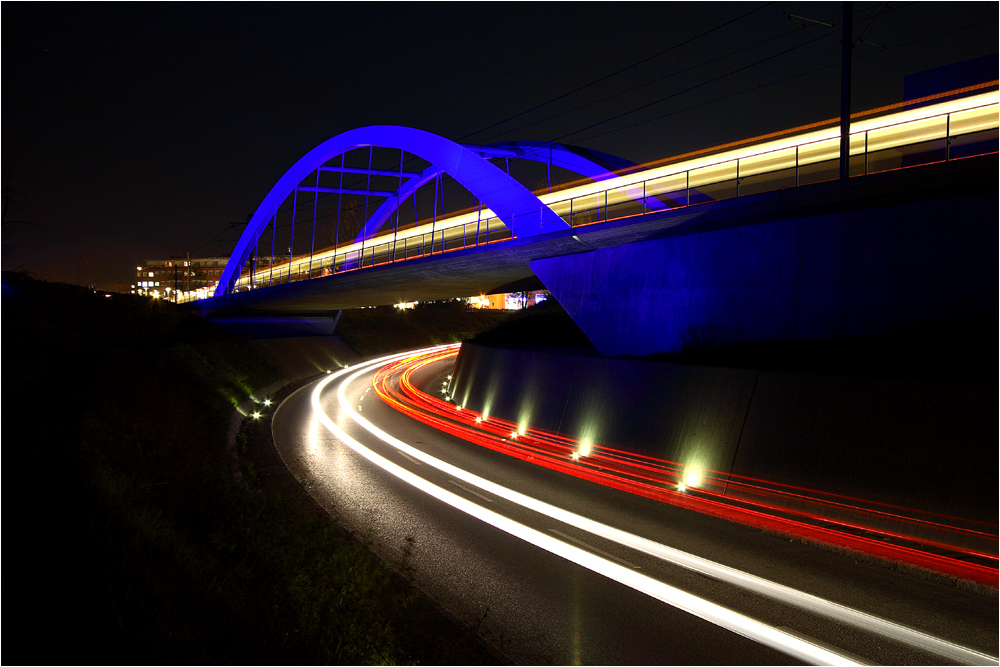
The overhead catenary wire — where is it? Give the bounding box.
[473,2,899,146]
[492,23,820,142]
[551,31,834,144]
[570,12,998,146]
[458,2,774,145]
[224,3,995,271]
[235,6,895,238]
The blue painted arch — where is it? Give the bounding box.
[216,126,569,297]
[349,141,641,246]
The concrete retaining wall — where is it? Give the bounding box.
[451,341,997,551]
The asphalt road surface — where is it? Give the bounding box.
[271,346,998,665]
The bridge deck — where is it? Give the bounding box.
[190,155,995,315]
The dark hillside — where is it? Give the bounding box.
[2,272,499,664]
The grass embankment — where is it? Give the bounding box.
[3,272,501,664]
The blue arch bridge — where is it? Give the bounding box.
[187,88,999,357]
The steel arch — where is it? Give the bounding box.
[349,141,641,247]
[216,126,570,297]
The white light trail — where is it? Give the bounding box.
[310,346,997,666]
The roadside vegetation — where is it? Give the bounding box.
[3,272,500,664]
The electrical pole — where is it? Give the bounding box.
[788,2,857,180]
[839,1,854,180]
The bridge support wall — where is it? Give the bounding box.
[450,341,997,552]
[530,191,997,357]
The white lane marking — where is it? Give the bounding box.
[327,346,998,667]
[309,357,863,666]
[449,480,494,503]
[550,529,638,569]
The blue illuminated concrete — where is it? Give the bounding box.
[219,126,569,297]
[197,156,997,352]
[531,189,997,357]
[352,141,640,246]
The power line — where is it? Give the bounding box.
[493,23,818,142]
[571,13,998,146]
[471,2,900,147]
[511,2,910,147]
[553,30,832,144]
[459,2,774,144]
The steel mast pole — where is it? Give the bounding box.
[839,1,854,180]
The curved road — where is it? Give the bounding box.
[272,345,998,665]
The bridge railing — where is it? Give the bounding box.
[541,98,998,234]
[209,217,515,296]
[184,95,996,302]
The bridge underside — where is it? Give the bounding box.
[192,157,996,355]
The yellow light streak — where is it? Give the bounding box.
[234,91,998,289]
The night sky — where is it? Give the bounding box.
[3,2,996,286]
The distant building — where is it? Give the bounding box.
[133,256,229,300]
[469,290,549,310]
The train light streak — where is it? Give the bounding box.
[311,346,998,665]
[211,89,998,301]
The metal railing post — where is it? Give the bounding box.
[864,132,869,175]
[946,114,951,161]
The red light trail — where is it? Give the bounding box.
[372,347,998,587]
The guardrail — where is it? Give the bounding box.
[179,97,998,303]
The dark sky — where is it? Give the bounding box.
[3,2,996,286]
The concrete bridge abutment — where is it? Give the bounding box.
[530,162,998,358]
